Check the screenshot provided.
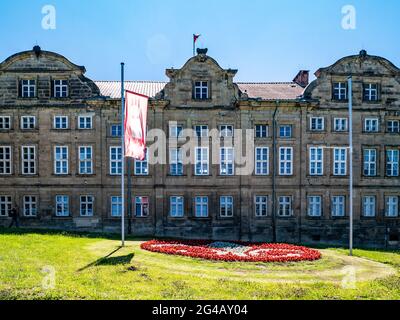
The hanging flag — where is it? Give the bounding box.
[193,34,201,56]
[124,90,148,160]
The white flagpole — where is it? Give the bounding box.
[121,62,125,247]
[348,75,353,256]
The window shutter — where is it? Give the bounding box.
[18,80,22,97]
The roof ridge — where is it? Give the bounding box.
[237,81,297,85]
[94,80,167,83]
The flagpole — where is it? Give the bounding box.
[348,75,353,256]
[121,62,125,247]
[193,35,195,56]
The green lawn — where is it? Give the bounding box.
[0,228,399,300]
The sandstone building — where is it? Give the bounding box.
[0,46,399,247]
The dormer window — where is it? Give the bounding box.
[333,82,347,101]
[20,80,36,98]
[364,83,379,101]
[54,80,68,98]
[194,81,209,100]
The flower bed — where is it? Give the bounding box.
[140,240,321,262]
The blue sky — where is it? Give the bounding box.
[1,0,399,82]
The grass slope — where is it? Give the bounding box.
[0,228,399,300]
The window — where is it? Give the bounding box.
[54,116,68,129]
[194,125,208,138]
[255,125,268,138]
[80,196,94,216]
[255,196,268,217]
[170,148,183,176]
[309,147,324,176]
[386,149,399,177]
[0,146,12,175]
[23,196,37,216]
[364,83,379,101]
[279,125,292,138]
[194,81,209,100]
[21,80,36,98]
[387,120,400,133]
[79,146,93,175]
[135,196,149,217]
[333,82,347,100]
[278,196,292,217]
[78,116,93,129]
[308,196,322,217]
[169,124,183,138]
[220,196,233,217]
[220,147,234,175]
[279,147,293,176]
[219,125,234,138]
[195,196,208,218]
[310,117,324,131]
[363,196,376,217]
[110,147,122,175]
[255,147,269,175]
[135,149,148,175]
[0,116,11,130]
[332,196,345,217]
[0,196,12,217]
[334,118,348,132]
[111,196,122,217]
[364,118,379,132]
[170,196,184,217]
[386,196,399,217]
[111,124,122,137]
[21,116,35,130]
[55,195,69,217]
[21,146,36,175]
[333,148,347,176]
[54,146,69,175]
[363,149,377,176]
[54,80,68,98]
[195,147,209,175]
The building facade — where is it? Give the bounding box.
[0,46,399,247]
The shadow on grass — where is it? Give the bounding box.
[78,247,135,272]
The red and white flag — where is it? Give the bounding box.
[124,90,148,161]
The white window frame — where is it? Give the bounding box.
[111,196,122,217]
[0,196,12,217]
[364,83,378,101]
[279,147,293,176]
[110,124,122,137]
[79,146,93,175]
[385,196,399,217]
[364,118,379,133]
[21,116,36,130]
[21,146,36,175]
[54,116,69,129]
[255,147,269,175]
[255,125,268,138]
[255,196,268,217]
[21,80,36,98]
[334,118,348,132]
[55,195,70,217]
[170,196,184,217]
[54,146,69,175]
[219,125,234,138]
[310,117,324,131]
[54,80,68,98]
[332,196,345,217]
[333,82,347,100]
[0,146,12,175]
[194,125,209,138]
[309,147,324,176]
[23,195,37,217]
[333,147,347,176]
[169,148,183,176]
[363,149,377,177]
[134,149,149,176]
[387,120,399,133]
[279,125,292,138]
[278,196,293,217]
[135,196,149,217]
[0,116,11,130]
[78,116,93,130]
[308,196,322,217]
[195,147,209,176]
[220,147,234,176]
[195,196,209,218]
[80,195,94,217]
[363,196,376,217]
[386,149,399,177]
[109,146,122,176]
[169,124,183,138]
[194,81,209,100]
[220,196,233,218]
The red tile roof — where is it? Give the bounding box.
[94,81,304,101]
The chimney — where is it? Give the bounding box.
[293,70,309,88]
